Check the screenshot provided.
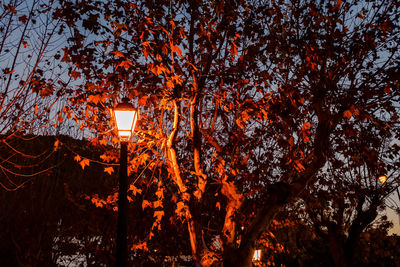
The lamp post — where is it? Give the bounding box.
[112,97,138,267]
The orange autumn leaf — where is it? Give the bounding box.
[142,200,152,210]
[166,81,174,89]
[117,60,133,70]
[333,0,343,11]
[137,95,149,106]
[153,200,162,208]
[343,110,352,119]
[154,210,164,221]
[88,94,103,104]
[131,241,148,252]
[111,51,124,57]
[104,166,114,175]
[302,122,311,130]
[74,155,81,162]
[172,45,182,57]
[80,158,90,170]
[53,140,60,151]
[91,195,106,208]
[155,188,164,199]
[22,40,28,48]
[58,114,63,124]
[175,201,186,218]
[143,47,149,59]
[129,184,142,196]
[99,139,107,145]
[294,161,305,172]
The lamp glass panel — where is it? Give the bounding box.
[253,249,261,261]
[114,110,137,137]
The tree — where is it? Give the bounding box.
[302,129,400,266]
[357,222,400,266]
[254,216,332,267]
[0,0,73,189]
[56,0,400,266]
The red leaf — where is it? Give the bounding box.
[70,70,81,80]
[7,5,17,14]
[5,69,15,74]
[18,15,27,23]
[384,84,391,95]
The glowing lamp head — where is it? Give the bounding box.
[253,249,261,262]
[112,98,138,141]
[378,175,387,184]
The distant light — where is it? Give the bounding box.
[378,175,387,184]
[253,249,261,262]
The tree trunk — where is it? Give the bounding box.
[222,246,254,267]
[344,196,379,266]
[222,182,291,267]
[328,232,347,267]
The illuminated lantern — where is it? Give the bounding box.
[112,98,138,141]
[111,97,139,266]
[253,249,261,262]
[378,175,387,184]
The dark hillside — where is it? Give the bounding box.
[0,135,117,266]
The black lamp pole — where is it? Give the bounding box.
[116,141,128,267]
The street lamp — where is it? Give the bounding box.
[112,97,138,267]
[113,98,139,141]
[378,175,387,184]
[253,249,262,264]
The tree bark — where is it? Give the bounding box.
[327,225,347,267]
[166,100,201,262]
[344,196,380,266]
[223,183,290,267]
